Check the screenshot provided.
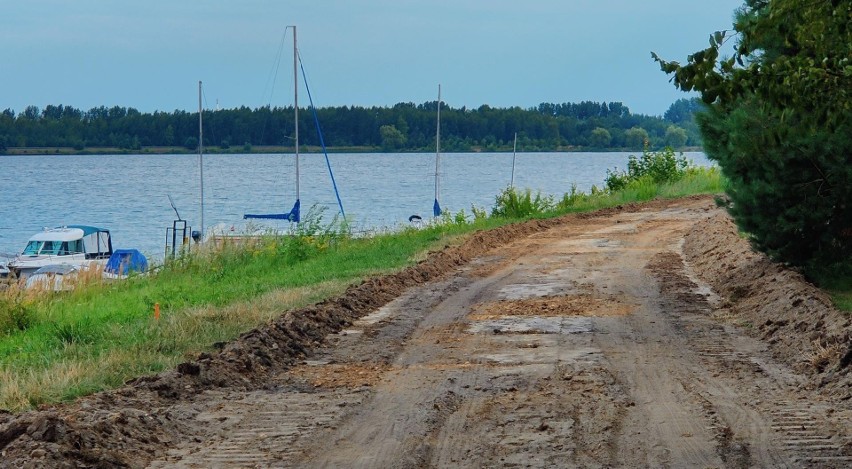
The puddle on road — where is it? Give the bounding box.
[340,304,397,335]
[468,316,594,335]
[597,223,639,235]
[554,237,624,252]
[593,238,623,248]
[498,282,564,300]
[480,344,602,365]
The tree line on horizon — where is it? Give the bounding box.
[0,98,702,153]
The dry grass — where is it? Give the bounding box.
[803,338,846,372]
[0,280,348,411]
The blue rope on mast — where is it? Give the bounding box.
[298,53,346,220]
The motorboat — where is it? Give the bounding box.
[0,254,10,278]
[25,264,81,291]
[7,225,113,278]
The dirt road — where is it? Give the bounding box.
[142,197,849,468]
[2,196,850,468]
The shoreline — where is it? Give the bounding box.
[1,145,705,156]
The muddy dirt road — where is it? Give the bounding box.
[141,197,849,468]
[2,196,850,468]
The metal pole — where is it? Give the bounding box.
[293,26,300,202]
[435,84,441,210]
[510,132,517,188]
[198,80,204,240]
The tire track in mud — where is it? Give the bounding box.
[649,249,852,468]
[149,389,363,468]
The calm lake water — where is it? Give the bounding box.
[0,151,709,259]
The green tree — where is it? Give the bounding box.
[664,97,702,124]
[624,126,649,149]
[653,0,851,275]
[164,125,175,146]
[379,124,406,150]
[183,136,198,150]
[588,127,611,148]
[664,125,688,148]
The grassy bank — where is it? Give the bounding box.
[1,161,723,411]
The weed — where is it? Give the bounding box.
[492,187,555,218]
[50,319,99,345]
[0,296,32,335]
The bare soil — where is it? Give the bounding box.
[1,196,850,468]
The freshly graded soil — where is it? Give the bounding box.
[1,195,849,468]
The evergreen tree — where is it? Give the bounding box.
[654,0,851,276]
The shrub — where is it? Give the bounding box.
[492,187,555,218]
[0,291,33,335]
[274,205,349,262]
[606,146,690,191]
[557,184,590,209]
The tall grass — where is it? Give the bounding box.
[0,164,723,411]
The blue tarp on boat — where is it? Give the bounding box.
[104,249,148,275]
[244,199,301,222]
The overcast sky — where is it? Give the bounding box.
[1,0,743,117]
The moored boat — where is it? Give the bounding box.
[7,225,113,278]
[103,248,149,280]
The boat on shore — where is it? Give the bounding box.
[7,225,114,279]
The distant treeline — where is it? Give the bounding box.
[0,98,703,153]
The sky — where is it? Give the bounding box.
[1,0,744,117]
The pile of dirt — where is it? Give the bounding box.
[683,213,851,399]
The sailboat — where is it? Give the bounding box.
[243,25,302,223]
[243,25,345,224]
[433,84,442,218]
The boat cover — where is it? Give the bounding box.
[244,199,301,222]
[66,225,109,236]
[104,249,148,275]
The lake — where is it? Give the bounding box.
[0,151,710,259]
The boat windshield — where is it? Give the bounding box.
[21,240,78,256]
[22,241,43,255]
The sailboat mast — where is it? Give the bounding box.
[198,80,205,239]
[434,84,441,213]
[293,25,300,202]
[510,132,517,188]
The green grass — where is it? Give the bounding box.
[814,274,852,313]
[0,168,722,411]
[832,291,852,312]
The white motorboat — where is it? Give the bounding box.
[25,264,81,291]
[7,225,113,278]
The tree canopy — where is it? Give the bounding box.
[654,0,851,276]
[0,100,701,154]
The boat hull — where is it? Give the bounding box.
[8,255,103,279]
